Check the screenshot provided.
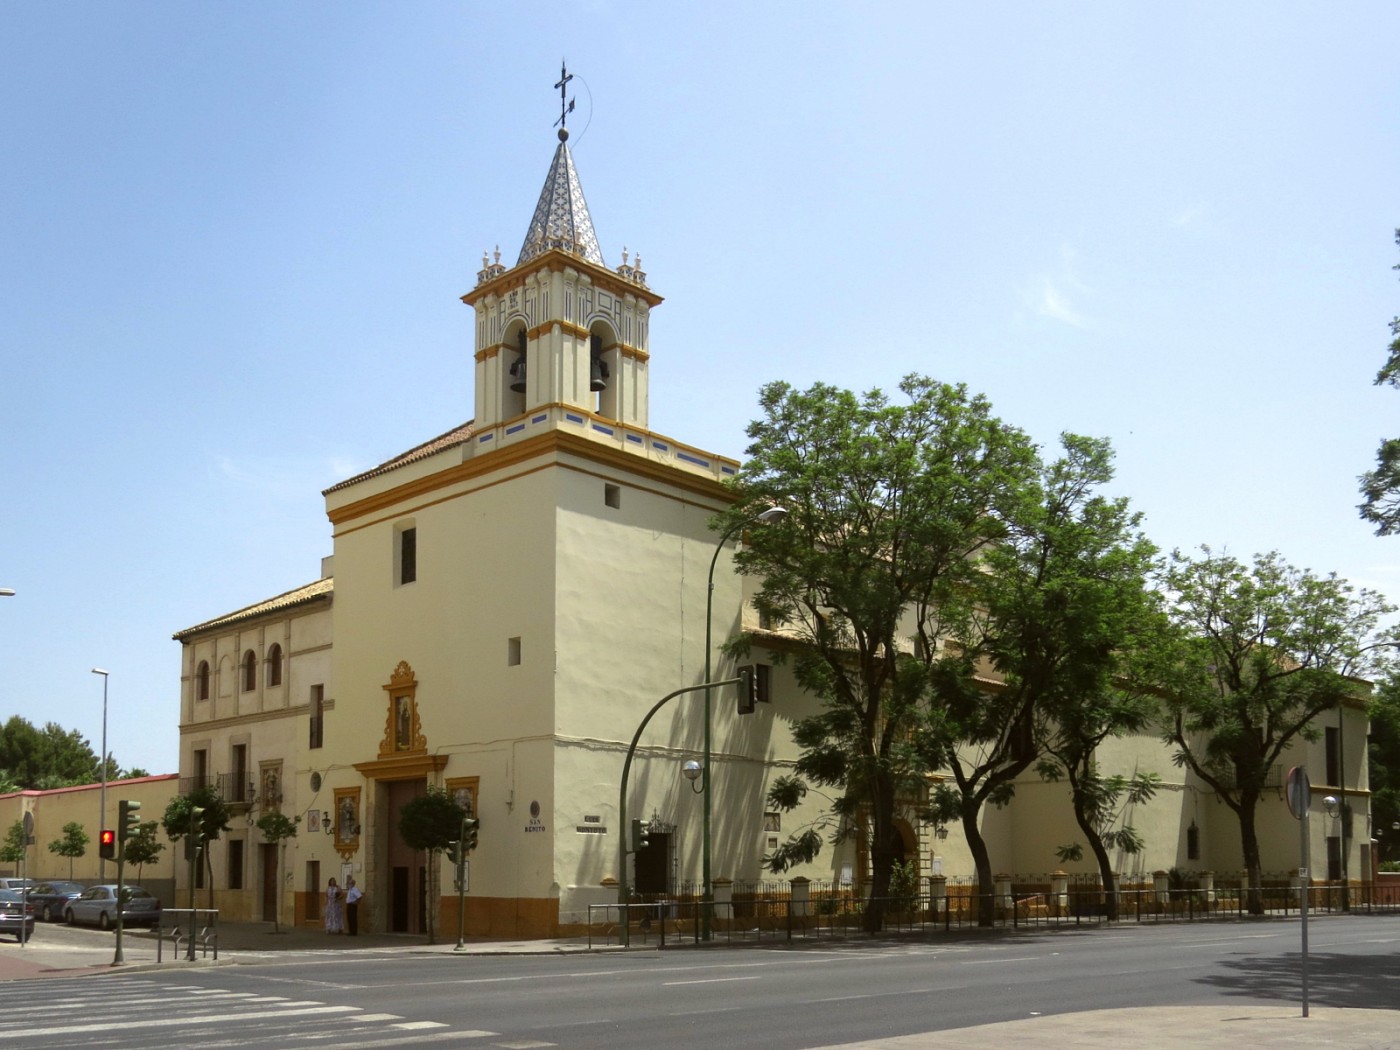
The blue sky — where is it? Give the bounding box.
[3,2,1398,777]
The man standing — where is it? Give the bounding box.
[345,877,363,936]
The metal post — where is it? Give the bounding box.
[91,669,109,881]
[187,817,198,962]
[701,506,786,942]
[113,848,126,965]
[1300,806,1311,1016]
[454,816,468,953]
[1338,703,1349,911]
[619,680,737,947]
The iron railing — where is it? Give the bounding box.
[585,875,1400,948]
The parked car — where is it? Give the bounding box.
[27,881,86,923]
[0,889,36,940]
[64,884,161,930]
[0,878,33,892]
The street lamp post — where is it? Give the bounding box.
[91,668,109,879]
[702,505,786,941]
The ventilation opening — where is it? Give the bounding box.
[605,483,621,509]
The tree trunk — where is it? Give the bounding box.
[863,779,896,934]
[1238,793,1265,916]
[963,808,996,927]
[1066,766,1118,921]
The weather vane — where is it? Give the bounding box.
[554,60,575,131]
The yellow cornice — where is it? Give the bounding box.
[476,335,649,363]
[462,248,664,309]
[327,425,735,529]
[178,700,328,736]
[353,754,450,780]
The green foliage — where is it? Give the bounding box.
[397,788,468,945]
[162,785,232,843]
[0,716,107,790]
[917,433,1165,923]
[1055,842,1084,864]
[1370,675,1400,863]
[725,375,1037,926]
[46,822,88,880]
[255,811,298,843]
[1163,547,1396,910]
[1359,229,1400,534]
[0,821,26,864]
[397,788,467,853]
[122,821,164,877]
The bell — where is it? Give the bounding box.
[589,354,610,392]
[509,356,526,394]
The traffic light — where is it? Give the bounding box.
[631,818,651,851]
[737,665,758,714]
[118,799,142,842]
[445,840,462,866]
[463,817,479,852]
[98,829,116,860]
[184,804,206,861]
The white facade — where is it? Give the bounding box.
[171,128,1375,937]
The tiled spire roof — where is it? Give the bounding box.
[517,128,603,267]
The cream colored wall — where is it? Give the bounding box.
[176,598,330,926]
[327,449,562,915]
[0,775,178,884]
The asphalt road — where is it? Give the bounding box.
[0,915,1395,1048]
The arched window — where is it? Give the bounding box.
[502,322,528,419]
[196,661,211,701]
[266,643,283,688]
[241,650,257,692]
[589,323,619,419]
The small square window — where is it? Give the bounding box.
[604,483,621,509]
[508,637,522,666]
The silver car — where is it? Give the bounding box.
[64,884,161,930]
[0,889,36,940]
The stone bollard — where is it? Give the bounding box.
[929,875,947,916]
[789,876,810,919]
[1201,870,1216,904]
[1050,870,1069,916]
[1153,869,1170,906]
[712,877,734,929]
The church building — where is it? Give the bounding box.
[171,87,1373,937]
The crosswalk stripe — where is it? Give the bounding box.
[0,1004,360,1040]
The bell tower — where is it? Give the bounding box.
[463,67,662,437]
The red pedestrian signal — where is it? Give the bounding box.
[99,828,116,860]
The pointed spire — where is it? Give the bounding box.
[517,127,604,267]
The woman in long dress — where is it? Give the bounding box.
[325,877,345,933]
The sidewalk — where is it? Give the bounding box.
[0,919,608,980]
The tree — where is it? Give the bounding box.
[727,375,1037,932]
[1162,548,1395,914]
[0,821,26,866]
[123,821,165,883]
[0,716,106,789]
[1359,229,1400,534]
[919,434,1167,924]
[162,786,232,910]
[254,812,298,933]
[1369,676,1400,863]
[46,822,88,880]
[398,788,468,944]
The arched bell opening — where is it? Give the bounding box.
[588,321,619,419]
[502,320,528,418]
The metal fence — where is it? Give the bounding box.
[585,874,1400,948]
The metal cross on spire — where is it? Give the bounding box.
[554,60,575,130]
